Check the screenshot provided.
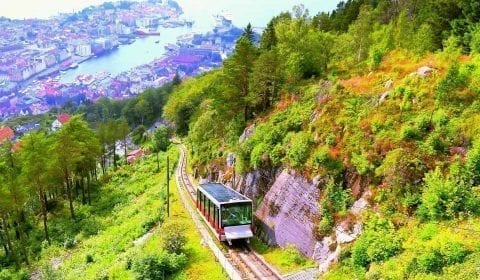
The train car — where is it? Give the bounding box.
[196,183,253,244]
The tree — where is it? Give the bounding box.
[19,132,52,243]
[243,23,255,43]
[118,119,130,165]
[153,125,172,171]
[52,115,99,220]
[0,141,29,265]
[250,49,283,111]
[222,36,258,123]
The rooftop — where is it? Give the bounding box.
[0,126,14,142]
[199,183,250,204]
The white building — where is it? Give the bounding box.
[76,44,92,57]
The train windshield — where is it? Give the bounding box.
[221,203,252,227]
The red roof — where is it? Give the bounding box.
[0,126,14,142]
[57,113,71,124]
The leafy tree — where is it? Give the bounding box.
[222,36,258,123]
[250,49,283,111]
[161,221,187,254]
[19,132,52,243]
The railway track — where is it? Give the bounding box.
[176,144,283,280]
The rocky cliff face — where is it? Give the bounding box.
[234,168,369,272]
[255,170,321,257]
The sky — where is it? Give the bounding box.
[0,0,341,20]
[0,0,124,19]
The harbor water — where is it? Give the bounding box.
[58,0,340,83]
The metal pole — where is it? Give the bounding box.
[232,159,235,189]
[167,155,170,217]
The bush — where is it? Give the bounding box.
[351,219,402,268]
[417,167,479,221]
[63,236,76,249]
[85,254,94,264]
[284,244,306,266]
[401,125,421,140]
[351,152,373,175]
[415,241,468,273]
[286,132,313,168]
[133,253,187,280]
[313,146,344,177]
[416,248,443,273]
[162,221,187,254]
[436,63,468,102]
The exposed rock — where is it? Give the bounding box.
[256,170,321,257]
[335,222,362,244]
[378,91,390,105]
[417,66,434,78]
[239,124,256,143]
[313,237,341,273]
[384,79,394,89]
[350,197,369,215]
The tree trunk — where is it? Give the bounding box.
[87,173,92,205]
[112,144,117,170]
[40,189,50,244]
[124,137,128,165]
[0,225,9,255]
[80,178,86,204]
[65,173,75,220]
[1,216,18,268]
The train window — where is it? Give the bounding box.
[221,203,252,227]
[214,205,219,228]
[209,201,215,222]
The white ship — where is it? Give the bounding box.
[213,10,233,28]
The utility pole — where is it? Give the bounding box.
[166,155,170,217]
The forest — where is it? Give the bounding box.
[3,0,480,278]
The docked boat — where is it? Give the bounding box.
[164,43,179,52]
[135,28,160,36]
[69,62,79,69]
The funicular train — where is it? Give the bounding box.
[196,183,253,244]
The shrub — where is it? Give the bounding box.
[313,146,344,177]
[417,167,479,221]
[401,125,421,140]
[436,63,468,102]
[85,254,94,264]
[351,152,373,175]
[284,244,306,266]
[351,219,402,268]
[63,236,76,249]
[286,132,313,168]
[162,221,187,254]
[133,253,187,280]
[416,248,443,273]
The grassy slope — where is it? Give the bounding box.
[319,51,480,279]
[25,146,224,279]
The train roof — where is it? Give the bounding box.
[199,183,251,204]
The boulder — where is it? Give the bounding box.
[417,66,433,78]
[379,91,390,104]
[239,123,255,143]
[384,79,394,89]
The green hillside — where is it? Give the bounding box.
[163,1,480,278]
